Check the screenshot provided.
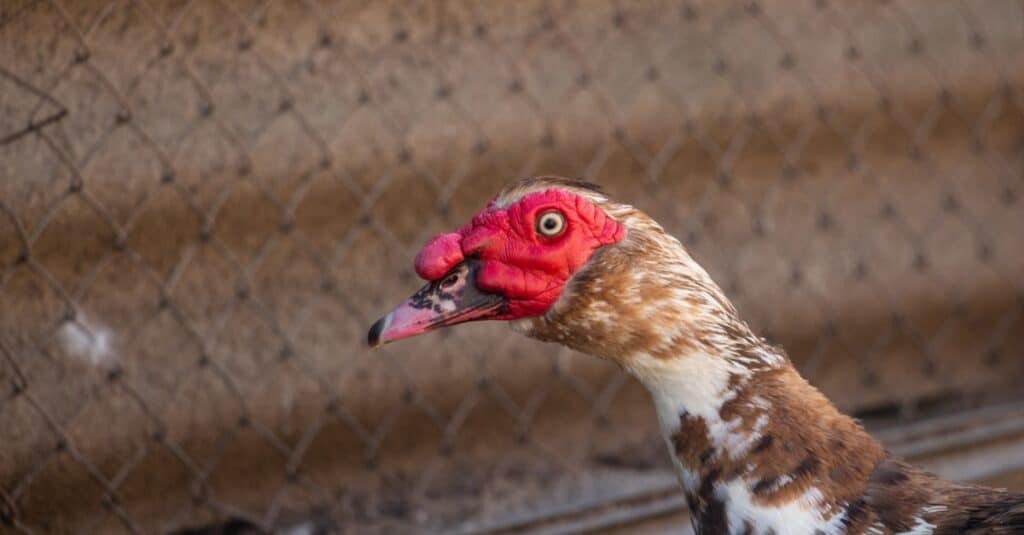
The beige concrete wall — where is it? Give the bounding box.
[1,1,1023,533]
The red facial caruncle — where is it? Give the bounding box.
[368,188,626,347]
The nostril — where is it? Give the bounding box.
[441,273,459,288]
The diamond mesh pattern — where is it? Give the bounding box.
[1,1,1023,533]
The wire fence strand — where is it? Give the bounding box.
[1,1,1023,533]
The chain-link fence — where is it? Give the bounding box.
[2,0,1024,533]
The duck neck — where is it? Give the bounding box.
[519,230,888,532]
[624,341,886,535]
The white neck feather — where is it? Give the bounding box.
[623,350,852,535]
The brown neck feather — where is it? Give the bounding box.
[517,217,897,532]
[514,209,1024,533]
[671,356,886,533]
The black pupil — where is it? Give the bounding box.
[544,217,558,230]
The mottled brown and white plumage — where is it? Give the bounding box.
[372,177,1024,534]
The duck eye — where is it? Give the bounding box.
[536,210,566,237]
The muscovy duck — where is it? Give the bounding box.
[368,177,1024,534]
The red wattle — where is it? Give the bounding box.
[412,188,627,319]
[415,232,464,280]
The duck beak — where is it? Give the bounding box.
[368,260,507,348]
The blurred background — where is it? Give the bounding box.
[2,0,1024,533]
